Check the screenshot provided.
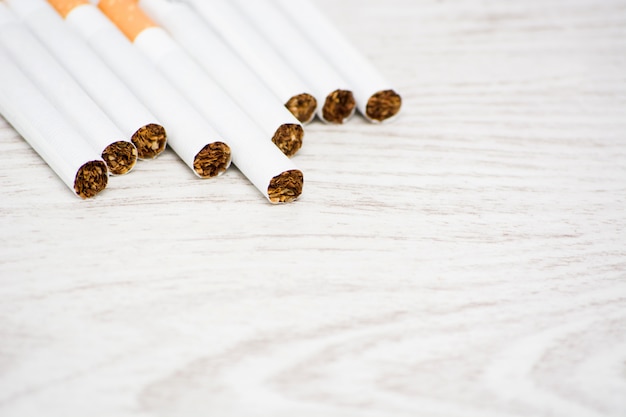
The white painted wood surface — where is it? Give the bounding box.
[1,0,625,416]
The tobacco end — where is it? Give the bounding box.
[101,141,137,175]
[193,141,231,178]
[131,123,167,159]
[322,89,355,123]
[268,169,304,203]
[285,93,317,123]
[366,89,402,122]
[74,160,108,199]
[272,124,304,157]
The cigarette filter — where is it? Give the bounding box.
[98,0,303,203]
[138,0,304,157]
[0,47,108,199]
[230,0,356,124]
[46,0,231,178]
[275,0,401,123]
[185,0,318,124]
[9,0,166,160]
[0,3,136,176]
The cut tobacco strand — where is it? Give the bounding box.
[272,124,303,157]
[98,0,303,203]
[186,0,318,124]
[268,170,304,204]
[323,89,357,124]
[11,0,166,162]
[285,93,318,124]
[131,123,167,159]
[101,140,138,176]
[229,0,356,124]
[75,161,108,199]
[49,0,230,178]
[275,0,402,123]
[138,0,304,157]
[0,47,108,199]
[0,4,136,176]
[193,142,231,179]
[366,90,403,122]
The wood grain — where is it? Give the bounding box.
[1,0,625,416]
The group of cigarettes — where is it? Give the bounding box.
[0,0,402,203]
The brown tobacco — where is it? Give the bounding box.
[193,142,231,178]
[322,89,355,123]
[366,90,402,122]
[272,124,304,157]
[101,141,137,175]
[131,123,167,159]
[74,160,108,199]
[268,169,304,203]
[285,93,317,123]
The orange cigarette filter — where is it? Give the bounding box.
[98,0,156,42]
[47,0,89,18]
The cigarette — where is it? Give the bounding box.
[8,0,166,160]
[0,4,136,176]
[228,0,357,124]
[45,0,231,179]
[185,0,318,124]
[137,0,304,157]
[274,0,402,123]
[97,0,304,203]
[0,47,108,199]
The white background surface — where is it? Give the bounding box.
[1,0,625,416]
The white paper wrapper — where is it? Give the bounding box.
[228,0,356,124]
[7,0,163,160]
[0,4,135,175]
[185,0,317,123]
[134,27,303,202]
[61,4,229,178]
[139,0,304,155]
[0,46,108,198]
[274,0,401,123]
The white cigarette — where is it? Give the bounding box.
[138,0,304,157]
[97,0,304,203]
[45,0,231,179]
[0,4,136,176]
[227,0,356,124]
[274,0,402,123]
[7,0,166,161]
[0,47,108,199]
[185,0,318,125]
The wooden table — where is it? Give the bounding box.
[1,0,625,416]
